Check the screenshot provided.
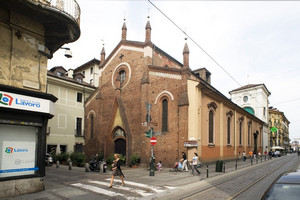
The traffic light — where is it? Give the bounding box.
[145,128,153,138]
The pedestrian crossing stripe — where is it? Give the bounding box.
[71,179,177,198]
[71,183,125,197]
[88,180,153,196]
[105,178,166,193]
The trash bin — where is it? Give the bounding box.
[216,160,223,172]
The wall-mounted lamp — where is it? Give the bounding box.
[60,47,72,58]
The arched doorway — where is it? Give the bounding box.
[115,138,126,156]
[113,127,126,156]
[254,131,259,154]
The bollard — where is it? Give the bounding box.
[206,165,209,178]
[261,156,262,163]
[235,160,238,170]
[99,162,104,174]
[256,158,258,164]
[223,163,225,173]
[85,163,90,172]
[265,156,266,162]
[69,162,72,170]
[251,157,253,165]
[56,161,60,168]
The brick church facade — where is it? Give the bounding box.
[84,20,265,166]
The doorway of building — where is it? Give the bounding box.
[115,138,126,156]
[254,131,258,154]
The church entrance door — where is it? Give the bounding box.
[115,138,126,156]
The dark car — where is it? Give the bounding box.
[262,171,300,200]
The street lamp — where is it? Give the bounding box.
[60,47,72,58]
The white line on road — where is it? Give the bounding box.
[105,179,171,193]
[71,183,127,197]
[88,180,153,196]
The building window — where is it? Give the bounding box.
[162,99,168,132]
[90,79,93,85]
[119,70,126,84]
[209,110,214,144]
[77,92,82,102]
[248,124,251,146]
[263,107,266,116]
[227,117,231,145]
[76,78,82,83]
[76,117,82,136]
[90,115,94,139]
[57,72,63,77]
[90,67,93,74]
[239,121,243,145]
[82,71,85,77]
[243,96,248,102]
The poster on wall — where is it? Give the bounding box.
[0,125,38,178]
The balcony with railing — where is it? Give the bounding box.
[0,0,81,57]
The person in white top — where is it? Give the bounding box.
[191,153,201,176]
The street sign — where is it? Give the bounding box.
[150,137,157,145]
[271,127,277,133]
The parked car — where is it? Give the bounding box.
[262,171,300,200]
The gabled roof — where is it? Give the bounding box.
[229,84,271,95]
[100,40,183,69]
[74,58,100,73]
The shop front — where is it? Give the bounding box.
[0,84,57,198]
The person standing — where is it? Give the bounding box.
[182,152,188,172]
[242,151,246,161]
[191,153,201,176]
[108,154,125,188]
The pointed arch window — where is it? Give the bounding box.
[209,110,214,144]
[119,70,126,84]
[90,115,94,139]
[162,99,168,132]
[227,117,231,145]
[239,121,243,145]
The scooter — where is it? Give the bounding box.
[45,153,53,166]
[89,158,107,173]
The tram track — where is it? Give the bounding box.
[179,155,298,200]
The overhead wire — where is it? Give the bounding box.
[148,0,269,111]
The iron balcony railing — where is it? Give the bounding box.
[30,0,81,25]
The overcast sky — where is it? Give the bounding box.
[48,0,300,140]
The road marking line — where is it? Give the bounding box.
[105,179,169,193]
[88,180,153,196]
[71,183,126,197]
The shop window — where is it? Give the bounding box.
[239,121,243,145]
[248,124,251,146]
[227,117,231,145]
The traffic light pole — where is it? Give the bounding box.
[145,102,155,176]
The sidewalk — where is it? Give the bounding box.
[1,155,277,200]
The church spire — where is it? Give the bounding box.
[145,16,151,43]
[121,18,127,40]
[183,38,189,68]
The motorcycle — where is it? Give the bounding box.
[45,153,53,166]
[89,157,107,173]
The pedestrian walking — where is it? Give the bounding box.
[242,151,246,161]
[182,152,188,172]
[108,154,125,188]
[191,153,201,176]
[157,161,162,171]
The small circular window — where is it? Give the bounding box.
[243,96,248,102]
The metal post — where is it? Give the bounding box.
[69,162,72,170]
[256,157,258,164]
[56,161,60,168]
[206,165,209,178]
[150,145,155,176]
[251,157,253,165]
[235,160,238,170]
[261,156,262,163]
[223,163,225,173]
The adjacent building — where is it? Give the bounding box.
[269,107,290,149]
[46,67,96,154]
[74,58,101,87]
[0,0,80,197]
[84,20,265,166]
[229,84,271,153]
